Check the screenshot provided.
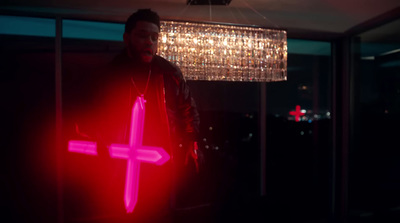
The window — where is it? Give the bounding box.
[0,15,56,222]
[265,39,332,222]
[349,18,400,221]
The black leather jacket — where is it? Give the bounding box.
[73,49,200,156]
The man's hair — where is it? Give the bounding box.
[124,9,160,33]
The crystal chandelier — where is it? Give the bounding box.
[158,20,287,82]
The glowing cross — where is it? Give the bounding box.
[68,96,170,213]
[289,105,306,122]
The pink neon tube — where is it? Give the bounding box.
[68,96,170,213]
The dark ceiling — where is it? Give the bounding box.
[1,0,400,37]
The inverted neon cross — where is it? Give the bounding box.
[68,96,170,213]
[289,105,306,122]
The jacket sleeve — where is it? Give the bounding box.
[175,69,200,142]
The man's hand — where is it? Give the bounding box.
[185,141,199,173]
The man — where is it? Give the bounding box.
[70,8,201,222]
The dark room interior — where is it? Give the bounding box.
[1,1,400,222]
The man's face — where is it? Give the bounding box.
[124,21,159,63]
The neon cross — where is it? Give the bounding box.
[68,96,170,213]
[289,105,306,122]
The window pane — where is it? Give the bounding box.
[0,15,55,37]
[63,19,124,41]
[265,39,332,222]
[188,80,262,210]
[350,18,400,222]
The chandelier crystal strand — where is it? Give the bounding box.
[158,21,287,82]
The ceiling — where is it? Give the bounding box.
[1,0,400,39]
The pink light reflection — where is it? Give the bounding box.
[289,105,306,122]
